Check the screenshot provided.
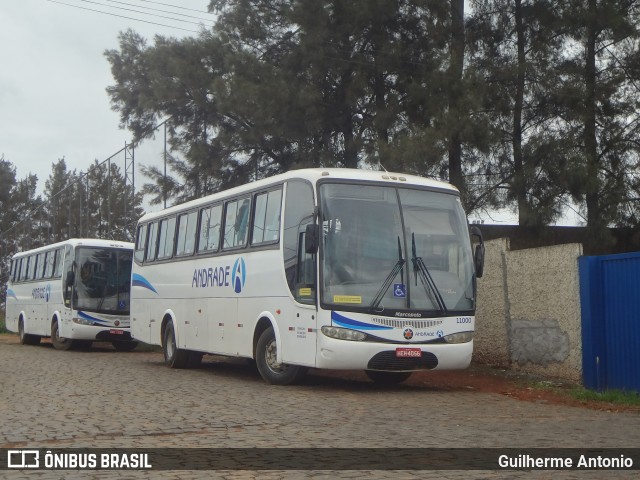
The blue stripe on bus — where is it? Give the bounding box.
[331,311,392,330]
[131,273,158,294]
[78,311,110,325]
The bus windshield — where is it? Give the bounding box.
[320,183,475,315]
[74,247,132,315]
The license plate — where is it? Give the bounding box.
[110,329,124,335]
[396,348,422,358]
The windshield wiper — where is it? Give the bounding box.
[370,237,405,312]
[411,233,447,313]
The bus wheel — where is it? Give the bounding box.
[51,319,73,351]
[365,370,412,385]
[163,320,189,368]
[186,351,203,369]
[18,318,40,345]
[256,327,307,385]
[113,341,138,352]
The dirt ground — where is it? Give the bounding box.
[1,332,637,414]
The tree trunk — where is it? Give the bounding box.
[584,0,600,228]
[448,0,465,199]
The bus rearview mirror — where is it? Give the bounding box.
[470,226,485,278]
[305,224,319,254]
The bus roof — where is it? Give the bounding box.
[138,167,459,223]
[12,238,134,259]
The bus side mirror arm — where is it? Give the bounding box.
[305,224,319,254]
[66,270,75,287]
[470,226,485,278]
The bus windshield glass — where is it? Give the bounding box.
[319,183,474,315]
[74,247,132,315]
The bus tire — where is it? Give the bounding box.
[163,320,189,368]
[256,326,307,385]
[51,319,74,351]
[365,370,412,385]
[113,341,138,352]
[186,351,203,369]
[18,318,41,345]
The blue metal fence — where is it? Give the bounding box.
[579,252,640,392]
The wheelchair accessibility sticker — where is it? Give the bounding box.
[393,284,406,298]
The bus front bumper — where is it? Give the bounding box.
[316,336,473,371]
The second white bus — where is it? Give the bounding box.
[131,168,484,384]
[5,239,136,351]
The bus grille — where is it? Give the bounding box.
[367,351,438,371]
[370,318,443,329]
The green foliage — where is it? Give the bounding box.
[568,387,640,407]
[0,154,143,308]
[106,1,499,210]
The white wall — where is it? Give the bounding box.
[474,239,583,383]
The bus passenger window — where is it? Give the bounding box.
[53,248,64,278]
[157,217,176,260]
[224,197,250,249]
[198,205,222,253]
[176,211,197,256]
[146,222,159,262]
[26,255,36,280]
[44,251,55,278]
[252,188,282,245]
[135,224,148,263]
[34,253,45,280]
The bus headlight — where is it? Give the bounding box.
[321,326,367,341]
[443,331,474,344]
[73,317,95,326]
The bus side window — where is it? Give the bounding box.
[146,222,159,262]
[34,253,44,280]
[176,211,197,256]
[135,223,148,263]
[11,258,19,283]
[44,251,55,278]
[252,188,282,245]
[53,248,64,278]
[198,204,222,253]
[25,255,36,280]
[282,181,315,304]
[224,197,251,249]
[21,257,30,282]
[62,245,74,307]
[157,216,177,260]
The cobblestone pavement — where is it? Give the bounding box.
[1,337,639,479]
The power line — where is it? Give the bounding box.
[103,0,215,24]
[135,0,215,15]
[45,0,200,33]
[78,0,211,26]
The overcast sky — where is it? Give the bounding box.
[0,1,582,225]
[0,0,213,212]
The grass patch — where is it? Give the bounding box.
[530,377,640,407]
[568,387,640,406]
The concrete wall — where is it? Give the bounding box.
[474,239,583,383]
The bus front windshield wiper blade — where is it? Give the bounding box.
[411,233,447,313]
[370,237,405,312]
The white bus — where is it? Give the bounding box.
[5,239,136,351]
[131,168,484,384]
